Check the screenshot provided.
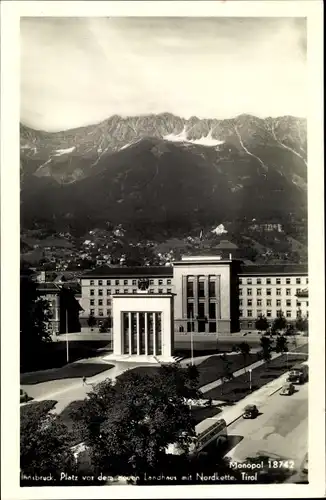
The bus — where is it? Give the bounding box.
[165,418,228,456]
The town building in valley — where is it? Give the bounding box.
[79,257,308,335]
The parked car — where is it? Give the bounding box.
[280,383,295,396]
[243,404,259,419]
[20,388,29,403]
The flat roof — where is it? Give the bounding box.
[112,293,174,298]
[239,264,308,276]
[82,266,173,278]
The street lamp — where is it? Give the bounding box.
[249,368,252,392]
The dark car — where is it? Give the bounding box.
[243,404,259,419]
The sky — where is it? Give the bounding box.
[20,17,307,132]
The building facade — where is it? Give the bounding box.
[80,259,308,335]
[238,264,309,330]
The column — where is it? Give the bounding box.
[145,312,148,355]
[128,312,132,355]
[153,312,157,356]
[136,312,140,355]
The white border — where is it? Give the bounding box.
[1,1,324,499]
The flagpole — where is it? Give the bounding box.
[190,311,194,366]
[66,307,69,364]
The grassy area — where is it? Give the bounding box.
[205,354,306,403]
[21,362,114,385]
[127,353,259,388]
[190,405,222,425]
[20,340,111,373]
[196,353,259,387]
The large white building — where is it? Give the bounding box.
[80,257,308,335]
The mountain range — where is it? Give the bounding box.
[20,113,307,238]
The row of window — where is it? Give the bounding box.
[186,277,217,298]
[90,309,110,317]
[240,288,303,296]
[240,299,309,307]
[240,310,309,318]
[240,277,308,285]
[88,278,172,286]
[90,288,172,297]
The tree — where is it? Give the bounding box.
[275,335,289,354]
[20,401,75,483]
[99,317,112,333]
[235,342,251,373]
[71,364,200,480]
[260,336,273,364]
[255,314,269,333]
[271,311,287,335]
[20,271,52,370]
[87,313,97,330]
[295,314,308,334]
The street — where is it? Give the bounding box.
[224,381,308,481]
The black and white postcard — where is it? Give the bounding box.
[1,1,324,499]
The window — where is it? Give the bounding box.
[276,299,281,307]
[107,299,110,306]
[90,299,95,306]
[98,299,103,306]
[297,301,301,307]
[257,278,262,285]
[286,300,291,307]
[247,288,252,296]
[98,280,103,286]
[90,289,95,296]
[306,311,309,318]
[266,310,272,317]
[179,326,184,333]
[198,279,205,298]
[296,288,301,295]
[247,322,252,328]
[247,310,252,317]
[257,288,262,296]
[90,309,95,315]
[267,299,272,306]
[239,289,243,296]
[115,289,120,294]
[167,288,172,293]
[276,310,282,317]
[266,278,271,284]
[209,302,216,319]
[107,309,110,316]
[247,278,252,285]
[286,310,291,318]
[132,289,137,294]
[90,280,94,286]
[247,299,252,306]
[158,279,163,285]
[296,278,301,284]
[124,289,128,294]
[132,279,137,286]
[149,289,154,294]
[158,289,163,294]
[209,278,216,297]
[167,279,172,285]
[286,278,291,285]
[266,288,271,296]
[106,280,111,286]
[307,301,309,307]
[276,288,281,296]
[239,278,243,284]
[186,278,194,298]
[286,288,291,296]
[257,299,262,306]
[98,289,103,296]
[107,289,112,295]
[306,277,309,284]
[239,299,243,306]
[257,310,262,317]
[187,302,194,320]
[115,279,120,286]
[98,309,103,317]
[239,309,243,317]
[150,279,154,285]
[276,278,281,284]
[123,279,128,285]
